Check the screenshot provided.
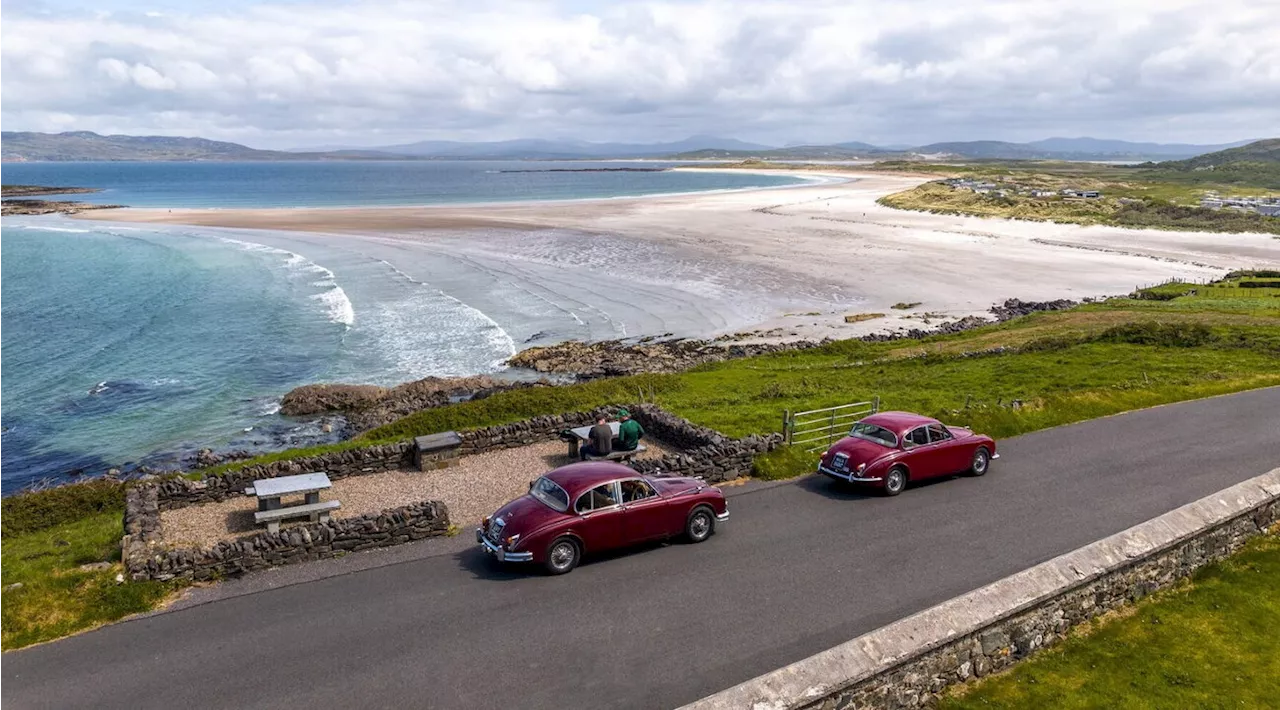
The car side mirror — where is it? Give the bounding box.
[528,480,535,491]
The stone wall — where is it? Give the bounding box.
[123,483,450,581]
[155,442,413,510]
[457,411,599,456]
[683,468,1280,710]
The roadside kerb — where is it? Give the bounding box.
[680,467,1280,710]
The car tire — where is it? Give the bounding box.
[544,537,581,575]
[970,448,991,477]
[883,467,907,496]
[685,506,715,543]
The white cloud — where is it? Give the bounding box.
[1,0,1277,147]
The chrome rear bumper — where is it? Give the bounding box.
[817,464,883,483]
[476,528,534,562]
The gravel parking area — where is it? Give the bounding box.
[161,438,676,550]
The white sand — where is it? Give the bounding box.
[81,171,1280,342]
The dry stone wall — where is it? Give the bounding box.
[123,484,450,581]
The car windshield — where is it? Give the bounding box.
[529,476,570,512]
[848,422,898,447]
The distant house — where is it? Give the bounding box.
[1258,205,1280,217]
[1031,190,1056,197]
[1079,190,1101,199]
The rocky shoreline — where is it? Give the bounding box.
[280,374,555,432]
[506,298,1079,377]
[2,184,120,216]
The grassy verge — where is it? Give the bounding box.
[2,511,181,650]
[941,532,1280,709]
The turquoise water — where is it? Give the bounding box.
[0,161,813,492]
[1,160,805,208]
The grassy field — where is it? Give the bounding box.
[1,510,179,650]
[869,159,1280,234]
[941,531,1280,710]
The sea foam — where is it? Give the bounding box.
[219,237,355,327]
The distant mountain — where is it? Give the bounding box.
[1,131,417,162]
[372,135,774,159]
[1027,137,1256,159]
[832,141,890,152]
[668,144,887,160]
[1146,139,1280,188]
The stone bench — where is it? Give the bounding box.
[584,444,647,462]
[254,500,341,534]
[414,431,463,471]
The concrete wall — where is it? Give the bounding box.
[682,468,1280,710]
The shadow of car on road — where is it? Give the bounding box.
[455,537,679,581]
[797,471,959,500]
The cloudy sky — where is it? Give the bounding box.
[2,0,1277,149]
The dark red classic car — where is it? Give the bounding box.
[476,461,729,574]
[817,411,998,495]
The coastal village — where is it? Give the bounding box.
[943,176,1102,199]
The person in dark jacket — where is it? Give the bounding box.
[614,409,645,451]
[580,416,614,460]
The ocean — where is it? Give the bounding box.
[1,161,815,492]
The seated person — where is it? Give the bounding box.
[612,409,645,451]
[580,416,614,460]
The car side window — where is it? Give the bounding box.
[904,427,930,448]
[575,482,619,514]
[927,424,952,443]
[620,479,656,503]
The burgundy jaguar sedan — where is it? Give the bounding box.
[817,411,998,496]
[476,461,729,574]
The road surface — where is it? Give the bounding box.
[5,387,1278,710]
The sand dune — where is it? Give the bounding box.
[81,170,1280,341]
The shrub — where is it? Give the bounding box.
[1098,322,1215,348]
[1,480,126,538]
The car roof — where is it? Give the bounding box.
[859,411,940,435]
[543,461,643,497]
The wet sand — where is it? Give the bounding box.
[81,170,1280,341]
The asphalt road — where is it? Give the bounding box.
[5,387,1279,710]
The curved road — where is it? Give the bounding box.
[5,387,1279,710]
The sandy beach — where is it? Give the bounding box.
[81,170,1280,342]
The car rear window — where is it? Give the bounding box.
[530,476,569,512]
[849,422,898,447]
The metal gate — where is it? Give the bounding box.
[783,397,880,451]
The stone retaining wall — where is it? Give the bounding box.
[123,484,450,581]
[683,468,1280,710]
[155,442,413,510]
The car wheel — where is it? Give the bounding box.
[544,537,580,575]
[883,467,907,496]
[970,448,991,477]
[685,506,715,543]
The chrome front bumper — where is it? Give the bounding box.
[817,464,883,483]
[475,528,534,562]
[716,510,730,522]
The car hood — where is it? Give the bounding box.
[823,437,896,467]
[652,476,712,497]
[490,494,564,533]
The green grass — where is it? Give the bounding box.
[197,276,1280,481]
[941,532,1280,710]
[2,511,180,650]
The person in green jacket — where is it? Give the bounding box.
[614,409,645,451]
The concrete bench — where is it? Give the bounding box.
[254,500,341,534]
[584,444,647,462]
